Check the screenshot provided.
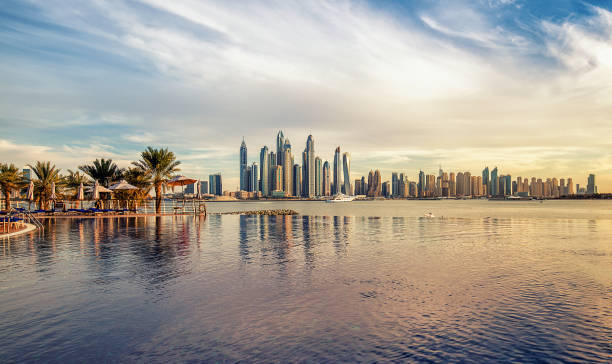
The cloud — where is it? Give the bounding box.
[0,1,611,191]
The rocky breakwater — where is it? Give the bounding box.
[220,209,298,216]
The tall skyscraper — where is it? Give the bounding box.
[271,166,283,191]
[260,146,269,196]
[482,167,490,194]
[251,162,259,193]
[490,167,498,196]
[305,135,315,197]
[367,170,382,197]
[418,170,425,197]
[293,164,302,197]
[276,131,284,166]
[392,172,399,197]
[209,173,222,196]
[239,138,248,191]
[315,157,322,197]
[322,161,331,196]
[342,152,351,195]
[283,141,293,196]
[333,147,342,195]
[587,174,597,195]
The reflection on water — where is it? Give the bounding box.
[0,214,611,362]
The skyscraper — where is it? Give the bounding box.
[283,141,293,196]
[342,152,351,195]
[367,170,381,197]
[587,174,597,195]
[315,157,322,197]
[272,166,283,192]
[392,172,399,197]
[305,135,315,197]
[260,146,269,196]
[251,162,259,193]
[418,170,425,197]
[333,147,342,195]
[482,167,489,194]
[240,138,248,191]
[209,173,222,196]
[322,161,331,196]
[490,167,498,196]
[293,164,302,197]
[276,131,284,166]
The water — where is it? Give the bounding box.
[1,201,611,362]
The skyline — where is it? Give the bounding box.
[1,1,612,190]
[237,130,598,198]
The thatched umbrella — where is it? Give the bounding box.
[109,180,138,210]
[167,176,198,212]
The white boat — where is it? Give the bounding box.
[424,212,435,218]
[325,194,355,203]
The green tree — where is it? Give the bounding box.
[132,147,181,214]
[0,163,26,211]
[28,161,63,210]
[78,158,124,186]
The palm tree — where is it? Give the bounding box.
[0,163,26,211]
[132,147,181,214]
[78,158,124,186]
[28,161,63,210]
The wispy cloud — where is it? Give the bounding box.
[0,1,611,189]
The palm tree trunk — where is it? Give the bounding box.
[3,188,10,211]
[155,183,162,214]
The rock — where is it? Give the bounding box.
[219,209,298,216]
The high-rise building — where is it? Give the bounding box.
[272,166,283,192]
[482,167,489,193]
[199,180,209,195]
[587,174,597,195]
[382,181,391,198]
[322,161,331,196]
[305,135,315,197]
[293,164,302,197]
[251,162,259,193]
[276,131,284,166]
[367,170,382,197]
[209,173,222,195]
[315,157,322,196]
[283,143,293,196]
[490,167,498,196]
[260,146,270,196]
[354,179,362,195]
[342,152,351,195]
[22,168,31,181]
[392,172,399,197]
[240,139,248,191]
[567,178,574,195]
[418,170,425,197]
[333,147,342,195]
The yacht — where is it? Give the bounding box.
[326,194,355,203]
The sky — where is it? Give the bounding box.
[1,0,611,191]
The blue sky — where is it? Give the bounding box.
[1,0,611,191]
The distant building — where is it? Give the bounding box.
[392,172,399,197]
[199,180,209,195]
[260,146,270,196]
[240,138,248,191]
[367,170,382,197]
[342,152,351,195]
[209,173,222,195]
[587,174,597,195]
[315,157,322,197]
[322,161,331,196]
[22,168,32,181]
[293,164,302,197]
[251,162,259,193]
[272,165,283,192]
[333,147,342,195]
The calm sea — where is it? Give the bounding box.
[1,200,611,362]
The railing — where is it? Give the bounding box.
[8,198,208,216]
[23,210,44,230]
